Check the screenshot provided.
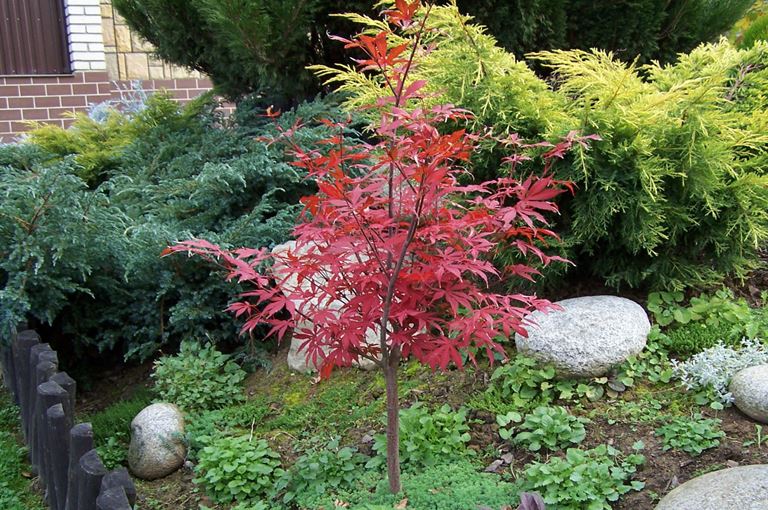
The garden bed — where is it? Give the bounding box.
[77,338,768,510]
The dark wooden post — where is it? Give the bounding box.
[11,330,39,408]
[96,487,132,510]
[1,336,15,393]
[49,372,76,418]
[2,322,28,396]
[77,449,107,510]
[28,360,58,471]
[65,423,94,510]
[46,403,70,510]
[26,361,56,468]
[101,467,136,507]
[25,344,56,436]
[36,381,67,488]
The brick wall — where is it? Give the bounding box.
[0,0,225,143]
[0,72,219,143]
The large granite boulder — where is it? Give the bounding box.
[272,241,379,373]
[127,403,186,480]
[655,465,768,510]
[730,364,768,423]
[515,296,650,378]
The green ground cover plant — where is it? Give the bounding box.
[498,405,588,452]
[152,341,246,412]
[517,444,645,510]
[279,436,368,507]
[193,434,284,504]
[257,373,383,436]
[648,289,768,334]
[595,382,703,426]
[369,403,472,472]
[472,344,672,417]
[654,414,725,455]
[85,388,154,469]
[645,286,768,360]
[184,398,270,461]
[660,322,739,358]
[305,459,519,510]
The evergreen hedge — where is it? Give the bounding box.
[457,0,753,65]
[0,94,352,360]
[112,0,376,101]
[314,5,768,290]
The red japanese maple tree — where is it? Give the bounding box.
[165,0,595,493]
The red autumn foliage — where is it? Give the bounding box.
[164,0,596,492]
[166,113,593,373]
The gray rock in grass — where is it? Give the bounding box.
[655,465,768,510]
[127,403,186,480]
[730,364,768,424]
[515,295,650,378]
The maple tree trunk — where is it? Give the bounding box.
[384,351,401,494]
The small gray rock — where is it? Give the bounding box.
[515,296,650,378]
[127,403,186,480]
[730,364,768,424]
[655,465,768,510]
[484,459,503,473]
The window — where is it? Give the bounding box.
[0,0,70,75]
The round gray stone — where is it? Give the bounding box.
[127,403,186,480]
[515,295,650,378]
[655,465,768,510]
[730,364,768,424]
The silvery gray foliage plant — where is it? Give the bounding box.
[671,338,768,403]
[88,80,148,122]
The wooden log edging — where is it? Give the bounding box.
[0,328,137,510]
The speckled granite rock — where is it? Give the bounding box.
[730,364,768,423]
[655,465,768,510]
[515,296,650,378]
[127,403,185,480]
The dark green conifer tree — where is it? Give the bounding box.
[112,0,375,101]
[456,0,754,64]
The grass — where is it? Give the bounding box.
[587,381,702,426]
[82,386,154,469]
[255,366,385,436]
[0,391,45,510]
